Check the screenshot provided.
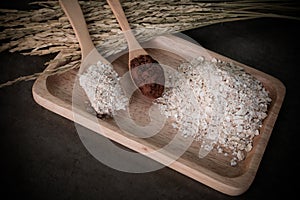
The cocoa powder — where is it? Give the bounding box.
[130,55,165,99]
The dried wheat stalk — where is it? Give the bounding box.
[0,0,299,88]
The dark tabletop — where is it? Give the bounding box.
[1,2,300,200]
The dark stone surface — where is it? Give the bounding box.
[1,3,300,200]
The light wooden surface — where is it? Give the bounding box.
[107,0,148,59]
[107,0,165,99]
[32,34,285,196]
[59,0,109,66]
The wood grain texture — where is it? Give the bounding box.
[32,35,285,196]
[106,0,166,99]
[107,0,148,56]
[59,0,110,67]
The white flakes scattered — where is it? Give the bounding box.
[79,57,271,167]
[79,61,129,116]
[230,158,237,167]
[154,56,272,166]
[237,150,245,161]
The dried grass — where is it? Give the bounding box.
[0,0,299,88]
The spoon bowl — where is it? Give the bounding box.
[107,0,165,99]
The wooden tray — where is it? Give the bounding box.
[32,34,285,196]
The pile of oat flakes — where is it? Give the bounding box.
[154,57,271,166]
[79,57,271,166]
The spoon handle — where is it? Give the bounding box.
[107,0,146,53]
[59,0,94,59]
[106,0,131,31]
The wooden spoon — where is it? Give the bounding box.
[107,0,165,99]
[59,0,109,66]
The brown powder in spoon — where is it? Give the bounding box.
[130,55,165,99]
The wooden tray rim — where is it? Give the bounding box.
[32,34,286,196]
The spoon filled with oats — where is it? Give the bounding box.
[59,0,128,117]
[107,0,165,99]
